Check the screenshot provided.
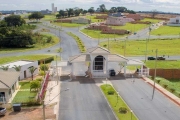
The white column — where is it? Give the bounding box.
[141,65,143,75]
[124,63,126,77]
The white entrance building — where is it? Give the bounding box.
[68,46,146,78]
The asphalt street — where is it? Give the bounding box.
[58,79,117,120]
[111,77,180,120]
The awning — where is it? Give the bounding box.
[127,59,144,66]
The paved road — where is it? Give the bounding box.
[111,77,180,120]
[59,79,117,120]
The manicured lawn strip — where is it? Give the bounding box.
[12,91,37,103]
[0,55,54,65]
[67,32,86,52]
[52,22,86,27]
[151,26,180,35]
[145,61,180,69]
[101,84,137,120]
[43,14,57,21]
[0,33,60,53]
[141,18,161,23]
[100,39,180,56]
[86,15,105,23]
[19,82,31,89]
[81,29,123,39]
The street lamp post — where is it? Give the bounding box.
[152,49,158,100]
[115,91,119,107]
[130,110,133,120]
[124,36,127,57]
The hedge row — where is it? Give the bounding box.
[38,56,54,65]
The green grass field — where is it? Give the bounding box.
[101,84,137,120]
[43,14,57,21]
[52,22,86,27]
[141,18,161,23]
[100,39,180,56]
[0,33,60,53]
[19,82,31,89]
[0,55,54,65]
[81,29,124,39]
[151,26,180,35]
[86,15,105,23]
[145,61,180,69]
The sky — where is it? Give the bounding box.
[0,0,180,13]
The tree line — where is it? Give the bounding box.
[56,4,136,18]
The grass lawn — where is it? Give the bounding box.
[86,15,105,23]
[0,55,54,65]
[19,82,31,89]
[151,26,180,35]
[81,29,124,39]
[145,61,180,69]
[12,91,37,103]
[43,14,57,21]
[141,18,161,23]
[111,23,148,33]
[52,22,86,27]
[0,33,60,53]
[101,84,137,120]
[100,39,180,56]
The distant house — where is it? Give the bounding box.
[106,16,134,26]
[126,14,144,21]
[108,12,123,17]
[72,18,91,24]
[0,60,38,80]
[0,71,20,103]
[167,17,180,26]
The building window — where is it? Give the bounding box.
[93,55,105,70]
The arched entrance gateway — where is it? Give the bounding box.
[93,55,105,70]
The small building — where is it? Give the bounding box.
[0,60,38,80]
[72,18,91,24]
[126,14,144,21]
[0,71,20,103]
[106,16,134,26]
[108,12,123,17]
[167,17,180,26]
[40,9,52,15]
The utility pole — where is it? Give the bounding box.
[124,37,127,57]
[152,49,158,100]
[145,38,148,62]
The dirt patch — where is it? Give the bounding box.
[0,106,56,120]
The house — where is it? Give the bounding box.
[126,14,144,21]
[106,16,134,26]
[108,12,123,17]
[72,18,91,24]
[68,46,146,78]
[40,9,52,15]
[167,17,180,26]
[0,71,20,103]
[0,60,38,80]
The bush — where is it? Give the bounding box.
[107,90,114,95]
[162,84,168,88]
[169,88,175,93]
[156,80,161,83]
[36,78,43,82]
[38,56,54,64]
[39,71,45,76]
[30,80,40,91]
[103,44,107,47]
[40,64,48,71]
[119,107,128,114]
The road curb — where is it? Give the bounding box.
[79,29,95,40]
[141,77,180,106]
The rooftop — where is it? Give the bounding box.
[1,60,34,68]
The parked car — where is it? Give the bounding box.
[157,56,165,60]
[148,56,156,60]
[109,69,116,76]
[0,107,6,116]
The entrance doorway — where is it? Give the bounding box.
[24,70,26,78]
[0,92,5,102]
[93,55,105,70]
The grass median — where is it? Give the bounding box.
[101,84,137,120]
[151,26,180,35]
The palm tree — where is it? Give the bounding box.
[28,66,37,80]
[0,65,9,71]
[12,65,21,71]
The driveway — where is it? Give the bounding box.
[58,79,116,120]
[111,77,180,120]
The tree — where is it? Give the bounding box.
[109,7,117,13]
[88,7,95,14]
[117,7,127,12]
[13,65,21,71]
[4,15,25,26]
[28,66,37,80]
[0,20,7,27]
[82,10,88,15]
[30,80,40,91]
[28,12,44,21]
[66,8,74,17]
[0,65,9,71]
[152,9,158,18]
[99,4,107,12]
[74,7,81,16]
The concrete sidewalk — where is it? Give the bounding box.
[142,76,180,106]
[44,80,60,117]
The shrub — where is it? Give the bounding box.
[119,107,128,114]
[36,78,43,82]
[107,90,114,95]
[40,64,48,71]
[162,84,168,88]
[39,71,45,76]
[156,79,161,83]
[169,88,175,93]
[103,44,107,47]
[30,80,40,91]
